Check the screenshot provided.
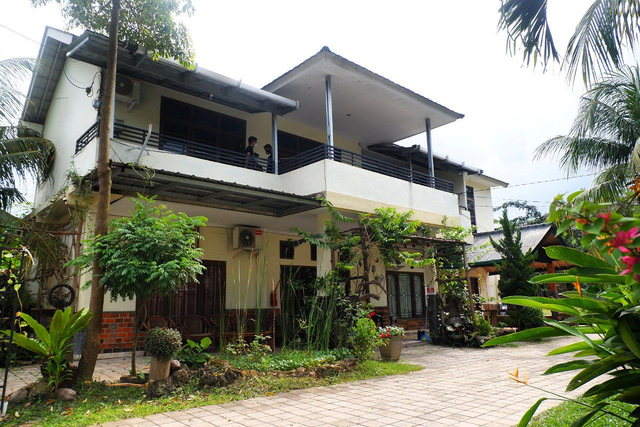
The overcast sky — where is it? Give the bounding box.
[1,0,602,229]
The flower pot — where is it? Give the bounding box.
[379,336,403,361]
[149,356,171,381]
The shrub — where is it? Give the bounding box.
[350,318,382,363]
[474,315,493,336]
[506,307,544,330]
[144,328,182,360]
[177,337,213,368]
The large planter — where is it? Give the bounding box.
[149,356,171,381]
[379,336,403,361]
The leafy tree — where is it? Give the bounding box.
[68,196,206,375]
[490,211,539,329]
[535,66,640,203]
[31,0,195,380]
[499,0,640,86]
[494,200,547,227]
[0,58,54,211]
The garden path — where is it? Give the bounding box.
[88,337,580,426]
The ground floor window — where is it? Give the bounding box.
[387,272,425,318]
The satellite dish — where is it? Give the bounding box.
[239,229,255,247]
[116,75,133,96]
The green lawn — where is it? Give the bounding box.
[5,360,422,426]
[530,398,636,427]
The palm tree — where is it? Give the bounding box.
[0,58,55,212]
[535,65,640,202]
[499,0,640,86]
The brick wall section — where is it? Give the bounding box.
[373,306,426,331]
[100,312,145,353]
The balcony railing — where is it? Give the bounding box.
[280,145,454,193]
[75,122,454,194]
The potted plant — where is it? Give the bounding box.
[377,325,405,361]
[144,328,182,381]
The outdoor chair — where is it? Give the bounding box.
[143,315,178,331]
[244,312,275,350]
[180,315,215,344]
[210,314,238,347]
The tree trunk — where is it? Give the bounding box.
[77,0,120,381]
[131,303,147,376]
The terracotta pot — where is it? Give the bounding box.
[149,356,171,381]
[379,336,403,361]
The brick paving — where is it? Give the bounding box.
[6,356,151,395]
[67,337,581,426]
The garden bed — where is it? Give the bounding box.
[3,360,422,426]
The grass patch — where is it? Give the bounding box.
[222,348,353,371]
[5,360,421,426]
[530,397,636,427]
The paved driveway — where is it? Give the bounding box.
[98,337,581,427]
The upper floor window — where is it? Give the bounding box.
[277,131,323,158]
[160,97,246,153]
[466,186,476,227]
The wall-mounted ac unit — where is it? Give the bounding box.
[115,75,141,112]
[232,227,263,250]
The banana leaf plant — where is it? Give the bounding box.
[483,191,640,426]
[4,307,92,359]
[3,307,92,391]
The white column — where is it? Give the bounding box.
[272,112,279,175]
[425,118,434,187]
[325,75,334,159]
[316,213,333,277]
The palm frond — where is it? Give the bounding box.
[566,0,640,87]
[498,0,559,69]
[0,58,35,126]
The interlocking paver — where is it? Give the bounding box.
[5,337,585,426]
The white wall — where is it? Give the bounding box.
[35,59,100,209]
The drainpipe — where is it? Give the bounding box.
[325,75,334,160]
[272,112,279,175]
[425,118,434,187]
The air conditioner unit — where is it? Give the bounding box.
[232,227,263,250]
[115,75,141,112]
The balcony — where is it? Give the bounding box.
[77,122,455,195]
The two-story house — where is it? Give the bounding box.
[24,27,506,353]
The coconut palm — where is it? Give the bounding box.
[0,58,55,212]
[499,0,640,86]
[535,65,640,202]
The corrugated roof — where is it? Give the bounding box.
[468,223,554,266]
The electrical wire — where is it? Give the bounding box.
[491,172,600,189]
[0,24,42,46]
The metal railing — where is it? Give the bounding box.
[75,122,454,193]
[280,145,455,193]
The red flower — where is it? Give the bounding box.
[610,227,640,253]
[620,255,640,281]
[598,212,611,225]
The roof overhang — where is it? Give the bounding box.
[22,27,75,124]
[106,164,321,217]
[263,47,464,146]
[65,31,300,115]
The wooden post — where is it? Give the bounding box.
[547,263,559,320]
[462,244,476,329]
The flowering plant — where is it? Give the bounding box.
[484,191,640,426]
[378,326,405,344]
